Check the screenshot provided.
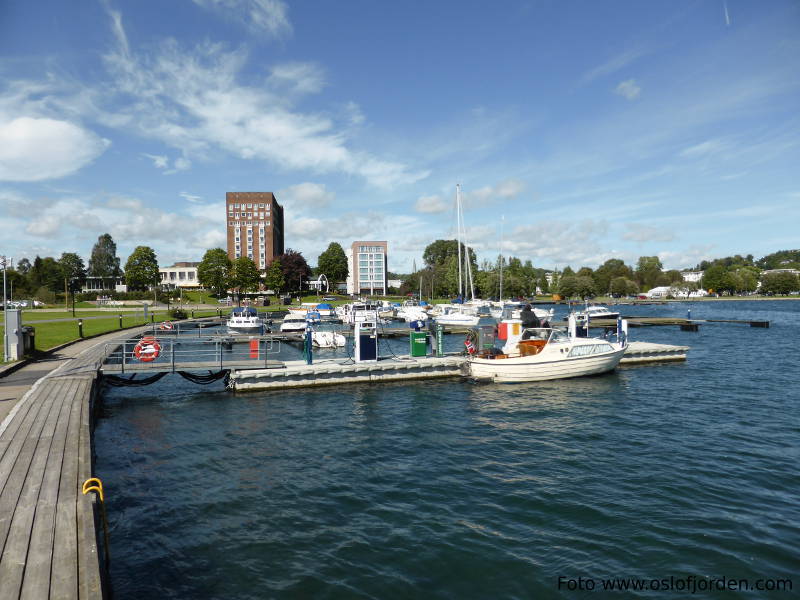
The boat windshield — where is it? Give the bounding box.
[522,327,569,343]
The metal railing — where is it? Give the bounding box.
[103,334,282,373]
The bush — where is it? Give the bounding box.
[168,308,188,320]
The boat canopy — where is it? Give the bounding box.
[231,307,258,316]
[316,303,333,310]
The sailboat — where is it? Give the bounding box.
[435,185,481,327]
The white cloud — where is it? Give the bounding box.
[679,139,727,158]
[615,79,641,101]
[414,194,449,214]
[173,156,192,171]
[180,192,203,203]
[622,223,675,243]
[0,117,109,181]
[100,25,425,187]
[143,153,169,169]
[344,101,365,126]
[192,0,292,38]
[278,182,335,209]
[462,179,526,208]
[25,214,62,237]
[582,49,647,84]
[267,62,325,96]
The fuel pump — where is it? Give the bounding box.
[354,320,378,362]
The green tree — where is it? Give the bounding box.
[264,258,285,294]
[760,272,799,295]
[756,249,800,270]
[29,256,63,292]
[557,275,579,298]
[317,242,349,284]
[88,233,122,278]
[736,266,760,293]
[538,275,550,294]
[575,275,596,299]
[124,246,160,291]
[610,276,639,297]
[422,239,478,270]
[593,259,633,294]
[229,256,262,299]
[197,248,231,297]
[701,264,728,293]
[636,256,663,291]
[718,271,743,295]
[58,252,87,290]
[16,258,31,275]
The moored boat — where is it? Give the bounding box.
[467,316,627,382]
[226,307,263,334]
[279,314,309,333]
[566,305,621,322]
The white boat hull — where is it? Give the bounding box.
[469,344,626,382]
[312,331,346,348]
[226,319,262,334]
[435,314,481,326]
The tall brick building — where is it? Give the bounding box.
[225,192,284,272]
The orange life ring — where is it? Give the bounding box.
[159,321,174,331]
[134,337,161,362]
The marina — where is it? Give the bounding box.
[0,301,793,599]
[91,300,798,599]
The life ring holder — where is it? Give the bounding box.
[159,321,174,331]
[133,336,161,362]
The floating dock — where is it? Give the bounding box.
[231,355,466,390]
[228,342,690,391]
[619,341,689,365]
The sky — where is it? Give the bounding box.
[1,0,798,274]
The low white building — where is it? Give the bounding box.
[646,285,708,299]
[159,262,200,289]
[681,271,704,283]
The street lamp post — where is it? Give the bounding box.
[2,256,9,362]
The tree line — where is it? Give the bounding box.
[397,240,800,299]
[4,233,798,304]
[2,233,335,304]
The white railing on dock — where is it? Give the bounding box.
[102,335,282,372]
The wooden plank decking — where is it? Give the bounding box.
[0,340,112,600]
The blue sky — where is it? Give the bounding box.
[1,0,798,274]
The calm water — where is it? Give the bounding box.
[94,301,800,599]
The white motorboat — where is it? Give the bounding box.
[567,305,620,322]
[339,301,386,326]
[396,302,429,323]
[506,306,555,322]
[226,307,262,334]
[312,331,346,348]
[279,314,309,333]
[434,307,481,327]
[287,302,335,316]
[467,316,627,383]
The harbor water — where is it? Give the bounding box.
[94,300,799,598]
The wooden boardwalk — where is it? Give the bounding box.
[0,334,117,599]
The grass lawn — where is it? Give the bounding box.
[0,308,228,361]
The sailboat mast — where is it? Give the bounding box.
[499,215,504,301]
[456,184,463,300]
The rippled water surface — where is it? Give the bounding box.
[95,301,800,598]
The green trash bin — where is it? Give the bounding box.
[409,331,428,357]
